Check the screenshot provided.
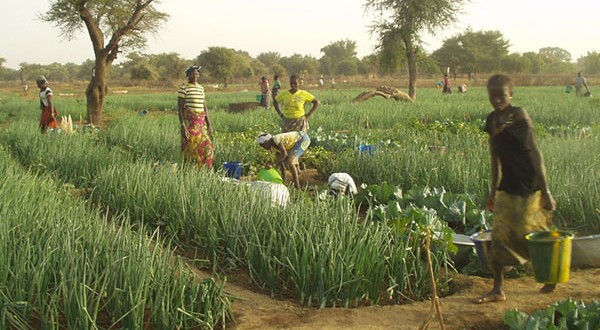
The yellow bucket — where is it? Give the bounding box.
[525,230,574,284]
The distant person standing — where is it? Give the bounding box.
[274,74,320,133]
[442,73,452,94]
[178,65,214,169]
[271,74,282,100]
[575,72,590,97]
[36,76,58,133]
[259,76,271,108]
[318,75,324,87]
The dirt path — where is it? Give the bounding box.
[212,267,600,330]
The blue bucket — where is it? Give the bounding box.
[223,162,242,180]
[357,144,376,155]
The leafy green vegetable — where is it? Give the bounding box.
[504,298,600,330]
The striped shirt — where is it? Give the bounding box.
[178,82,205,113]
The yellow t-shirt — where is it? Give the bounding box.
[271,132,301,151]
[275,90,315,119]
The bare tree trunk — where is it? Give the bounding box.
[404,37,417,101]
[86,59,108,125]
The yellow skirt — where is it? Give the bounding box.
[491,191,553,266]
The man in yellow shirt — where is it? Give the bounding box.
[256,131,311,189]
[274,74,320,132]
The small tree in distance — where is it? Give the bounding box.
[40,0,168,125]
[364,0,467,100]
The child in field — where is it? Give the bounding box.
[476,74,556,304]
[256,131,310,189]
[36,76,58,133]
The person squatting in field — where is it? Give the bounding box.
[37,76,58,133]
[328,173,358,198]
[256,131,311,189]
[476,74,557,304]
[178,65,214,169]
[274,74,320,133]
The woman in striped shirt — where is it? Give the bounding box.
[178,65,214,169]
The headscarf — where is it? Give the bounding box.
[256,133,272,145]
[36,76,47,84]
[185,65,200,75]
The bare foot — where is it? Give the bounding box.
[474,292,506,304]
[539,284,556,293]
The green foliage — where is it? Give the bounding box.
[0,147,231,329]
[356,183,491,235]
[40,0,168,46]
[504,298,600,330]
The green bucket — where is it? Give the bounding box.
[525,230,574,284]
[257,167,284,184]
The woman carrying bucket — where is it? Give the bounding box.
[477,74,556,304]
[36,76,59,133]
[178,65,214,169]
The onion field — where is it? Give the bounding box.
[0,84,598,329]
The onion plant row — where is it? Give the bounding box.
[0,145,231,329]
[1,119,452,308]
[91,161,452,307]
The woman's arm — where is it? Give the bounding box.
[47,93,56,120]
[305,98,320,119]
[274,142,288,165]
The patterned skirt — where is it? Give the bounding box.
[181,111,214,169]
[281,116,308,133]
[491,190,553,266]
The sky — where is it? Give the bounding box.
[1,0,599,70]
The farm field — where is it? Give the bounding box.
[0,82,599,329]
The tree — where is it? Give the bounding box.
[431,36,464,78]
[196,47,238,86]
[319,39,359,75]
[521,52,545,74]
[357,54,380,77]
[19,63,44,84]
[433,30,510,79]
[149,52,190,82]
[578,51,600,75]
[501,53,532,74]
[257,52,281,68]
[364,0,466,100]
[41,0,168,124]
[279,54,318,77]
[539,47,571,63]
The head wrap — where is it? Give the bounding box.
[256,133,272,145]
[185,65,200,75]
[36,76,47,84]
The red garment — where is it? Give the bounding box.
[40,106,58,131]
